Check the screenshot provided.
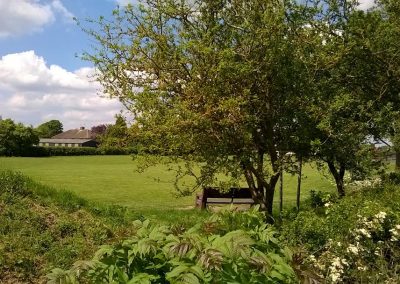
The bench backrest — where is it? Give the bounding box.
[203,187,252,199]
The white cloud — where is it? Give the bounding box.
[115,0,136,7]
[51,0,75,23]
[0,0,54,37]
[358,0,375,10]
[0,51,122,129]
[0,0,74,38]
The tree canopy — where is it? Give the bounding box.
[35,120,63,138]
[0,119,39,156]
[82,0,400,214]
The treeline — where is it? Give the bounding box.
[0,115,141,157]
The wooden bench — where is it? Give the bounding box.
[195,187,254,209]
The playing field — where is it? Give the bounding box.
[0,155,334,211]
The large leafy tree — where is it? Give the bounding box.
[299,0,400,196]
[82,0,314,214]
[35,120,63,138]
[0,119,39,156]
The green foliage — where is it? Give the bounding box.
[381,172,400,185]
[0,170,140,282]
[0,118,39,156]
[35,120,63,138]
[80,0,326,213]
[48,207,297,284]
[98,115,134,149]
[282,182,400,282]
[309,190,337,209]
[22,145,138,157]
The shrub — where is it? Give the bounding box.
[381,172,400,185]
[282,183,400,283]
[21,146,138,157]
[48,207,297,284]
[309,190,337,208]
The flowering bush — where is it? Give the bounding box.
[307,210,400,283]
[283,183,400,283]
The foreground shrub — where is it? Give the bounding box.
[283,183,400,283]
[48,207,297,284]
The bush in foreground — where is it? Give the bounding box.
[48,207,297,284]
[282,181,400,283]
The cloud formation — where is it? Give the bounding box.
[358,0,376,10]
[0,51,122,129]
[0,0,74,38]
[115,0,136,7]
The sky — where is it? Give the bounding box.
[0,0,376,130]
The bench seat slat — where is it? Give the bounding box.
[196,187,254,209]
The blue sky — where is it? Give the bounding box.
[0,0,135,129]
[0,0,116,71]
[0,0,375,130]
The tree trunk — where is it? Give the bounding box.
[296,156,302,212]
[327,161,346,198]
[279,170,283,219]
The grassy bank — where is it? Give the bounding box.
[0,170,208,283]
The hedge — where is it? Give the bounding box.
[18,146,138,157]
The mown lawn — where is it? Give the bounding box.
[0,155,334,212]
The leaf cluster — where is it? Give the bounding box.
[48,206,297,283]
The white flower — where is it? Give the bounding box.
[324,202,332,207]
[357,266,367,271]
[347,244,359,255]
[330,272,341,283]
[341,258,349,266]
[389,228,399,237]
[374,212,387,222]
[357,228,371,238]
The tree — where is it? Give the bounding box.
[0,119,39,156]
[35,120,63,138]
[298,0,400,196]
[98,115,130,148]
[375,0,400,171]
[91,124,108,139]
[81,0,316,214]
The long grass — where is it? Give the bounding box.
[0,156,335,213]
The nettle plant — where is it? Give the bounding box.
[47,207,296,284]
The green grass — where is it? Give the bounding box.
[0,156,335,212]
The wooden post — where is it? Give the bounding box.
[296,156,303,212]
[279,169,283,219]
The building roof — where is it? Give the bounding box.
[51,127,94,139]
[39,138,94,144]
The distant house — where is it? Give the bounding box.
[38,127,98,148]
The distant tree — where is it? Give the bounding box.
[91,124,108,139]
[0,119,39,156]
[35,120,63,138]
[99,115,130,148]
